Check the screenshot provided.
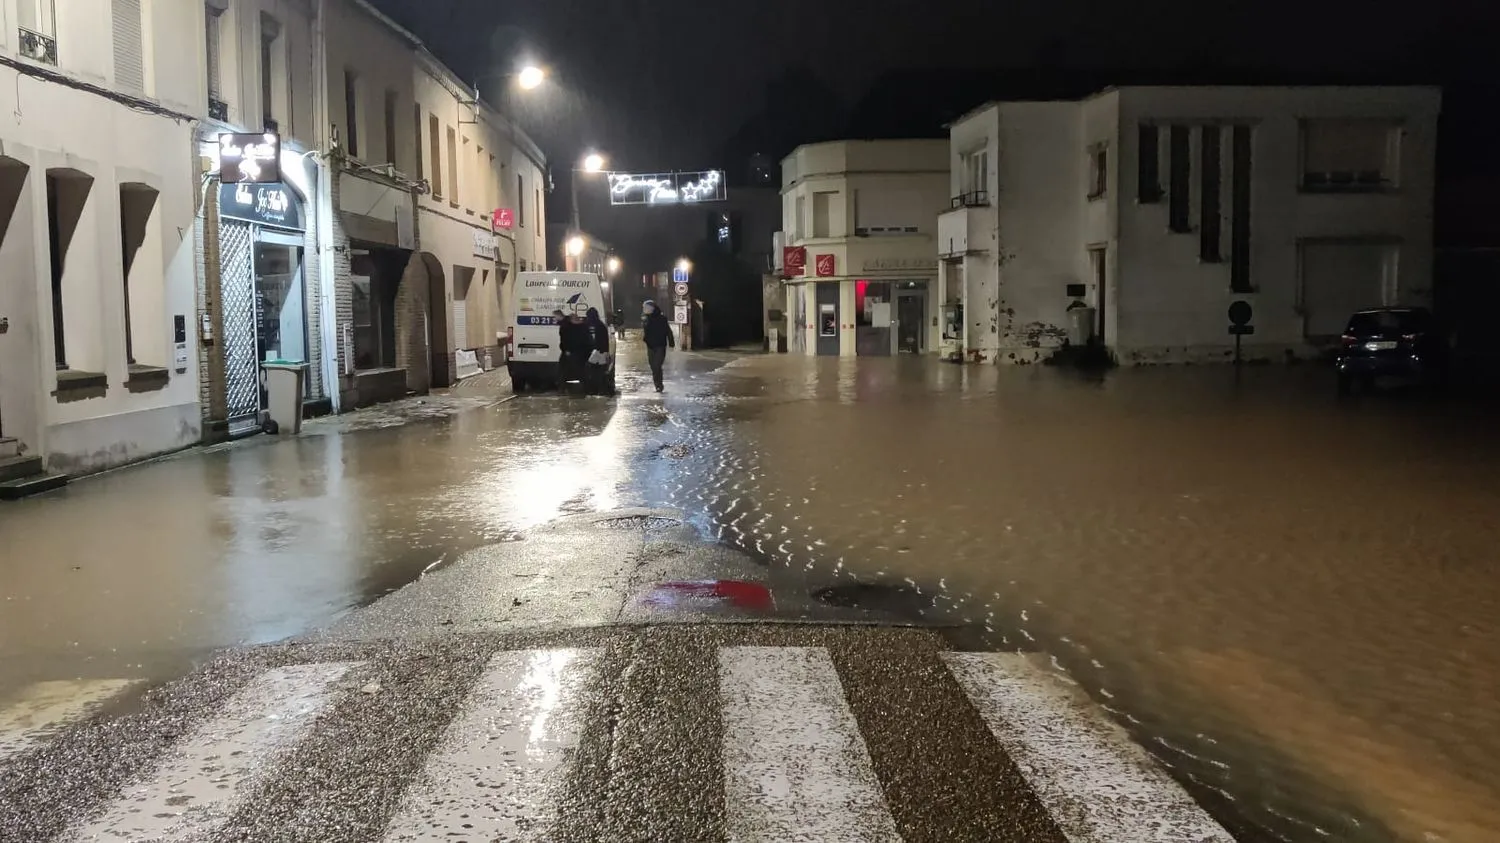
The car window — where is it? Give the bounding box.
[1347,310,1430,334]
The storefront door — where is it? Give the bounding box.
[253,231,308,399]
[220,221,261,435]
[895,288,927,353]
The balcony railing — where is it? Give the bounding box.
[950,190,989,209]
[18,27,57,67]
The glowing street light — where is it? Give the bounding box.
[606,256,622,276]
[566,235,587,257]
[582,152,606,173]
[676,258,692,275]
[517,65,546,90]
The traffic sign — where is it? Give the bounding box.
[1227,300,1253,326]
[672,266,689,283]
[674,304,689,324]
[675,282,689,298]
[1228,325,1256,336]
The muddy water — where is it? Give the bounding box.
[671,356,1500,842]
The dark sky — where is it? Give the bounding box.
[371,0,1499,175]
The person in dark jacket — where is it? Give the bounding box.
[584,307,612,395]
[642,301,675,392]
[557,306,591,392]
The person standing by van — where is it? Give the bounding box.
[558,306,591,392]
[642,301,675,392]
[584,307,612,395]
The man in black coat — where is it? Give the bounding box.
[642,301,675,392]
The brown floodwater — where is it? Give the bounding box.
[665,355,1500,842]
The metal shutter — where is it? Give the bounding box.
[113,0,145,95]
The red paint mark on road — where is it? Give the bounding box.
[641,580,775,613]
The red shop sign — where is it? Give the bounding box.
[783,246,807,276]
[815,253,836,277]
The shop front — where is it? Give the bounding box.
[215,181,312,436]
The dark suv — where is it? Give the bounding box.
[1335,307,1449,393]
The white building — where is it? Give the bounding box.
[939,86,1441,364]
[0,0,204,477]
[778,141,949,357]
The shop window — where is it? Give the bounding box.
[350,250,400,370]
[119,183,160,366]
[254,238,307,366]
[46,169,95,372]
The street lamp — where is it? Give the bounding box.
[517,65,546,90]
[606,256,621,276]
[566,235,586,258]
[676,258,692,275]
[572,151,608,233]
[582,152,606,173]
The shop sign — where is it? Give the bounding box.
[815,253,836,277]
[783,246,807,276]
[219,182,303,229]
[473,229,498,260]
[219,132,280,184]
[862,256,938,273]
[493,207,514,230]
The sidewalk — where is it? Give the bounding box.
[298,366,515,436]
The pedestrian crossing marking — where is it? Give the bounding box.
[65,662,358,842]
[381,649,597,842]
[720,646,902,842]
[0,679,137,764]
[1,645,1242,841]
[944,652,1235,843]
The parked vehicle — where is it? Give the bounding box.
[1335,307,1450,393]
[506,272,616,393]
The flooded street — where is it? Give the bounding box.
[3,348,1499,841]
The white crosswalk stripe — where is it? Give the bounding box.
[721,646,902,842]
[382,649,596,842]
[5,645,1238,841]
[66,662,358,842]
[0,679,138,764]
[944,652,1236,843]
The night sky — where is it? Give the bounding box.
[370,0,1500,209]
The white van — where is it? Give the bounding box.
[506,271,615,392]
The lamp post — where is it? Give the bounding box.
[571,151,606,235]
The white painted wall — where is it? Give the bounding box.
[780,140,948,356]
[0,65,201,472]
[946,86,1440,365]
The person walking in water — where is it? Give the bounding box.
[642,301,675,393]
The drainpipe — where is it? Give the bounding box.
[313,0,340,413]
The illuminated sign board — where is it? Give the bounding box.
[493,207,514,230]
[218,182,303,229]
[606,170,726,206]
[219,132,281,184]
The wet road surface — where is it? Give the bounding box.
[3,347,1500,840]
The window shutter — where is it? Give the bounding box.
[113,0,145,95]
[452,298,468,349]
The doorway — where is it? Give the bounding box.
[894,281,928,353]
[855,281,892,356]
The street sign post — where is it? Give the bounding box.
[1227,301,1254,364]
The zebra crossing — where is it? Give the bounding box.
[0,628,1237,842]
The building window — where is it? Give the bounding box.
[446,126,458,206]
[1200,125,1223,263]
[112,0,146,95]
[812,190,837,238]
[343,70,360,157]
[794,195,805,239]
[1231,126,1254,293]
[1301,120,1398,192]
[413,104,424,180]
[1087,145,1107,200]
[17,0,57,65]
[383,90,398,167]
[1168,126,1192,233]
[1137,124,1162,203]
[517,174,525,226]
[460,136,471,210]
[1088,245,1108,343]
[260,14,283,131]
[119,183,160,366]
[962,148,989,201]
[428,114,441,197]
[205,1,226,119]
[46,170,95,371]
